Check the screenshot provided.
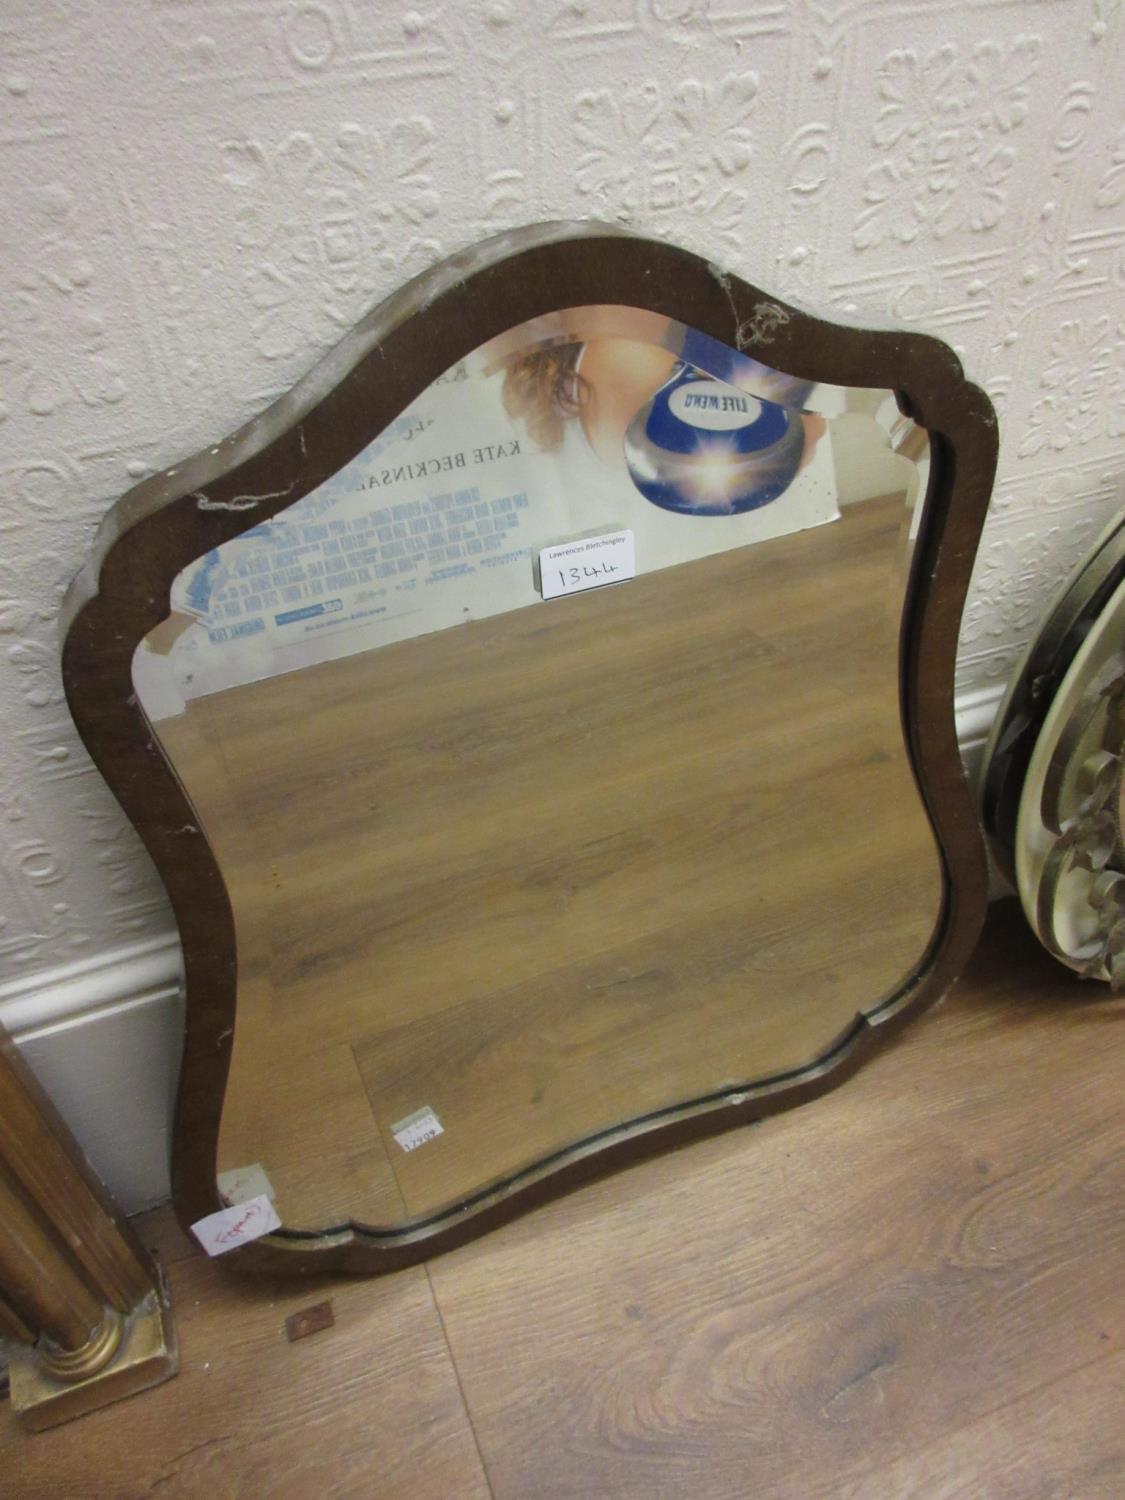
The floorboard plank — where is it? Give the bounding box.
[838,1348,1125,1499]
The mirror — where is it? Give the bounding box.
[63,226,996,1269]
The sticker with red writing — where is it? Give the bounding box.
[190,1193,282,1256]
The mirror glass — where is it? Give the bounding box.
[132,306,941,1232]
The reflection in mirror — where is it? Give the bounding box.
[132,306,940,1233]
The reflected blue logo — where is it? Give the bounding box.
[624,363,805,517]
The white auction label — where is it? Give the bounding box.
[539,529,635,600]
[217,1163,275,1207]
[190,1193,281,1257]
[391,1106,444,1153]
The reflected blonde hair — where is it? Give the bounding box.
[500,344,586,452]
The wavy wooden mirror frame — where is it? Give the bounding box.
[61,223,997,1275]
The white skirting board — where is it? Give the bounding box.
[0,937,184,1215]
[0,689,1005,1216]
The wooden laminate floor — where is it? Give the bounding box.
[4,901,1124,1498]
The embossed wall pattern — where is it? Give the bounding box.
[2,0,1124,984]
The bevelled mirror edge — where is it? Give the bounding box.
[59,221,997,1275]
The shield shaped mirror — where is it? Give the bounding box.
[62,225,996,1272]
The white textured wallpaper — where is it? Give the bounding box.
[2,0,1124,985]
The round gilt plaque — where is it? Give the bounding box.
[1015,573,1125,986]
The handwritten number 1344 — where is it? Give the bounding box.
[557,562,620,588]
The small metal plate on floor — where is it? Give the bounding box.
[285,1300,335,1343]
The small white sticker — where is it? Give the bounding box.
[391,1106,444,1153]
[539,529,635,600]
[190,1194,281,1257]
[217,1163,275,1207]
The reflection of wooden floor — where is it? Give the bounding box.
[155,493,941,1230]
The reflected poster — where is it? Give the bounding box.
[144,307,838,710]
